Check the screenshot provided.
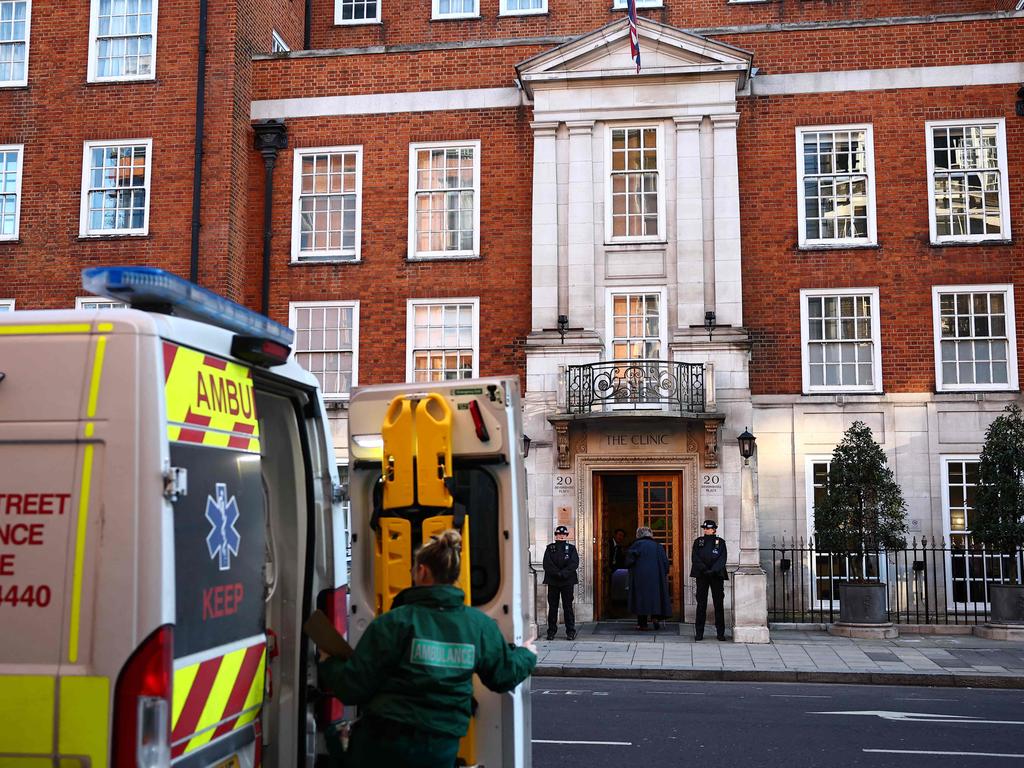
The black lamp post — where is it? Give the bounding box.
[738,427,756,465]
[704,310,716,341]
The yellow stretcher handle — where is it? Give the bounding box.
[415,394,453,509]
[381,397,415,510]
[374,517,412,614]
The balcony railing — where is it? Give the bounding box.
[566,360,705,414]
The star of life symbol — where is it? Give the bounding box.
[205,482,241,571]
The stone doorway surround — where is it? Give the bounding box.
[571,451,701,623]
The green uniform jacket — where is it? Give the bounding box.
[319,584,536,738]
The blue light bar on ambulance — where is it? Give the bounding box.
[82,266,295,346]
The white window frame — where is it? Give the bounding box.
[75,297,126,309]
[0,299,14,311]
[605,123,666,244]
[926,118,1011,245]
[499,0,546,15]
[79,138,153,237]
[405,297,480,383]
[87,0,158,83]
[407,140,481,260]
[941,455,985,610]
[611,0,662,7]
[291,145,363,263]
[271,29,289,52]
[800,287,883,394]
[604,286,668,361]
[795,124,877,248]
[289,300,360,401]
[0,143,23,240]
[932,284,1018,392]
[431,0,478,19]
[0,0,30,87]
[334,0,381,24]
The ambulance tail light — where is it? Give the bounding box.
[112,624,173,768]
[316,586,349,729]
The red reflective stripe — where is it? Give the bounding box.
[216,644,265,726]
[202,355,228,370]
[163,341,179,382]
[228,435,251,450]
[171,656,223,744]
[183,407,212,426]
[232,421,256,435]
[177,428,207,444]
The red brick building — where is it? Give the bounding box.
[2,0,1022,630]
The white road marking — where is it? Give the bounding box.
[533,739,633,746]
[895,697,959,702]
[864,749,1024,758]
[814,710,1024,725]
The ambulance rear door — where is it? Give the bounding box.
[164,340,269,767]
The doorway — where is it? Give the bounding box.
[594,472,682,619]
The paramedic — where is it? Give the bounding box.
[318,529,537,767]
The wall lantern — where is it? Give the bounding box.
[704,310,717,341]
[522,434,532,458]
[557,314,569,344]
[737,427,756,465]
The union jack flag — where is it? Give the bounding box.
[626,0,641,73]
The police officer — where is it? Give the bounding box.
[543,525,579,640]
[690,519,728,641]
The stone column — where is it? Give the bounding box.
[732,451,770,643]
[674,116,704,329]
[710,113,742,328]
[531,121,560,332]
[566,121,596,331]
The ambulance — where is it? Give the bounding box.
[0,267,347,768]
[345,378,533,767]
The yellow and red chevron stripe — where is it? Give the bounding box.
[163,341,261,453]
[171,641,266,759]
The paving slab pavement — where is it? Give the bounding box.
[535,621,1024,688]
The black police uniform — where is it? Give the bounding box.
[689,523,728,640]
[542,529,579,640]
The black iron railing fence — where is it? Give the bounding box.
[566,360,705,414]
[761,537,1024,625]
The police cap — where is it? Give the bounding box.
[554,525,569,535]
[701,520,718,530]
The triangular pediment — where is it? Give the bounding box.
[516,17,752,96]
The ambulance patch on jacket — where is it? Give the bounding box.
[410,638,476,670]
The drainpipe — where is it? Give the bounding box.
[253,120,288,316]
[304,0,312,49]
[189,0,208,284]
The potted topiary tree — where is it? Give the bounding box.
[973,404,1024,628]
[814,421,908,632]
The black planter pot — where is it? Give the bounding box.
[837,582,888,624]
[989,584,1024,625]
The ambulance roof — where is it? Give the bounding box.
[0,307,319,390]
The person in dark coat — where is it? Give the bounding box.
[625,526,671,630]
[542,525,579,640]
[609,528,628,571]
[690,519,729,641]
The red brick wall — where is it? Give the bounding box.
[739,84,1024,395]
[245,107,534,385]
[0,0,202,307]
[308,0,1009,51]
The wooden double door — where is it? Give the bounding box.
[595,472,682,619]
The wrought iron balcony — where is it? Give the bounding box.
[566,360,706,415]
